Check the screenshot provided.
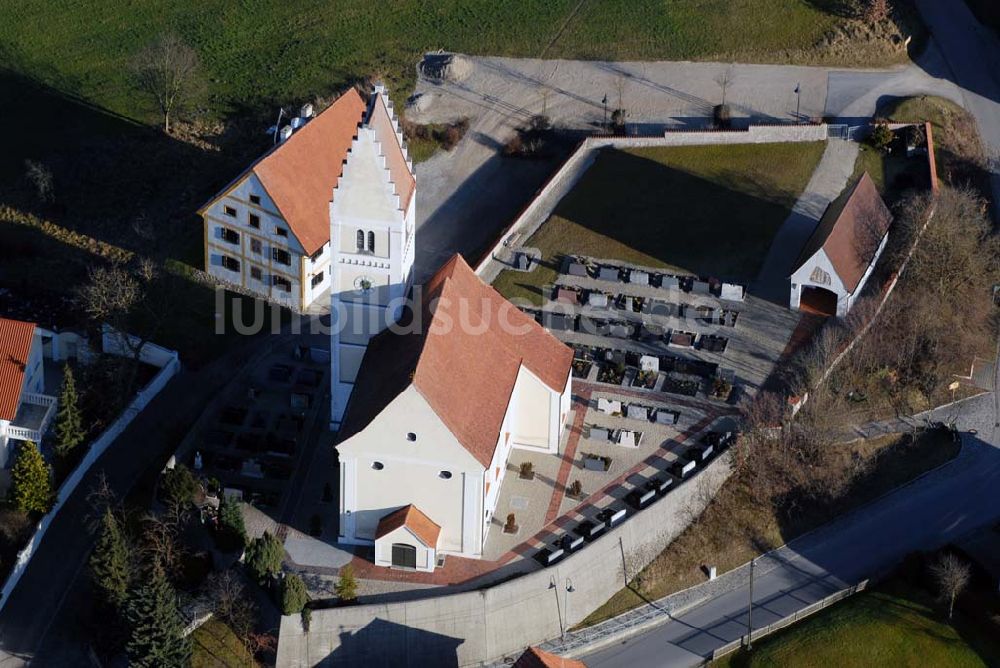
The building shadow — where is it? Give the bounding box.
[325,617,464,667]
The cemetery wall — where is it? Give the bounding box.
[476,125,829,282]
[276,451,733,667]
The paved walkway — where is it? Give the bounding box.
[753,138,859,304]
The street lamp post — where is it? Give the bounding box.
[746,557,756,650]
[565,578,575,636]
[602,94,608,131]
[794,84,801,123]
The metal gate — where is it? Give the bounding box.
[827,124,849,140]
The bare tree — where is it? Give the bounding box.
[131,33,204,133]
[714,65,736,106]
[930,553,971,620]
[24,160,54,203]
[861,0,892,23]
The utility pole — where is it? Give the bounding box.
[746,558,756,650]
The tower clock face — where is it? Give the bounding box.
[354,275,374,293]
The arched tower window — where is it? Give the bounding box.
[356,230,364,251]
[367,231,375,253]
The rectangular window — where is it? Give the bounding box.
[248,213,260,229]
[220,227,240,244]
[221,256,240,272]
[224,205,237,217]
[272,275,291,292]
[271,248,291,266]
[250,266,263,281]
[310,247,324,263]
[276,227,288,238]
[311,272,324,288]
[249,194,261,205]
[250,238,263,254]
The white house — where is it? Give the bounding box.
[336,255,573,569]
[0,318,57,468]
[329,84,416,429]
[199,88,369,312]
[789,172,892,317]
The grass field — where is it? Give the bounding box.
[715,579,998,667]
[492,141,825,305]
[191,618,259,668]
[0,1,912,126]
[581,426,960,626]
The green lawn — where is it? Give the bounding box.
[715,580,998,668]
[0,1,910,126]
[492,141,826,304]
[192,618,259,668]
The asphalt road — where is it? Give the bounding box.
[584,392,1000,668]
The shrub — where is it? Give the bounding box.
[568,480,583,498]
[160,464,197,513]
[11,441,53,514]
[281,573,309,615]
[519,461,534,479]
[244,531,284,584]
[871,118,894,152]
[216,496,247,551]
[335,564,358,603]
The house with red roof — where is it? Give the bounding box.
[0,318,57,467]
[199,83,414,314]
[789,172,893,317]
[335,255,573,569]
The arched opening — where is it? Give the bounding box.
[800,286,838,316]
[356,230,364,251]
[391,543,417,569]
[367,231,375,252]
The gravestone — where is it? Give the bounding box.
[630,270,650,286]
[588,292,609,308]
[598,266,620,282]
[639,355,659,372]
[691,280,711,295]
[720,282,745,301]
[568,262,589,277]
[626,404,647,421]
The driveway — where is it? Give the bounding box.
[577,393,999,667]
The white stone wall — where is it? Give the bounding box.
[277,450,733,667]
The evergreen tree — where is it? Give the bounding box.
[244,531,284,584]
[281,573,309,615]
[90,508,131,609]
[53,364,85,459]
[335,564,358,603]
[125,563,191,668]
[216,496,247,551]
[10,441,52,514]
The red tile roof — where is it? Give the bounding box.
[339,255,574,468]
[514,647,587,668]
[376,504,441,547]
[368,89,415,212]
[199,88,367,256]
[793,172,892,293]
[253,89,367,255]
[0,318,36,422]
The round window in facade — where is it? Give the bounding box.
[372,461,384,471]
[439,470,452,480]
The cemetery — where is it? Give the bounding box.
[519,254,797,403]
[171,342,329,514]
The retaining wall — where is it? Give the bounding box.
[475,124,830,283]
[0,343,180,613]
[276,451,732,667]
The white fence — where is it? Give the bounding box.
[0,344,181,613]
